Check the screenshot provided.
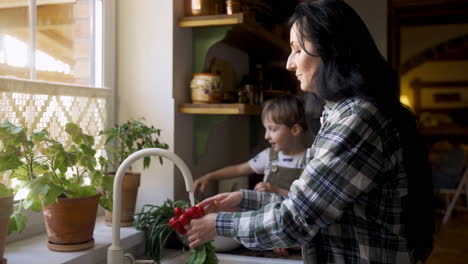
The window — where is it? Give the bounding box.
[0,0,102,85]
[0,0,114,201]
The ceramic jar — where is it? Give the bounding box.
[190,73,223,103]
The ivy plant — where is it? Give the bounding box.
[0,121,110,233]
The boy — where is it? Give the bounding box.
[194,94,308,197]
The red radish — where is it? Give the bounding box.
[173,207,184,217]
[178,213,190,225]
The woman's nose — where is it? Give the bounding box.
[286,55,296,71]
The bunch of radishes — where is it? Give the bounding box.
[168,205,205,234]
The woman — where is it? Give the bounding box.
[186,0,434,263]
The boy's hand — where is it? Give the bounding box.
[194,174,212,194]
[254,182,277,193]
[273,248,289,256]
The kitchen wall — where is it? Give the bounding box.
[116,0,175,209]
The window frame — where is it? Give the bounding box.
[5,0,116,242]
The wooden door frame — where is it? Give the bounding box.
[387,0,468,73]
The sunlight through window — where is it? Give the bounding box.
[0,34,71,74]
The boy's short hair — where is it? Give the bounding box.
[261,95,307,131]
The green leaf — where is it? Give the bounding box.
[0,183,13,198]
[79,143,96,156]
[193,244,206,264]
[29,176,50,197]
[0,152,23,172]
[65,184,97,198]
[79,154,96,170]
[188,248,198,264]
[31,130,48,141]
[42,183,65,207]
[9,166,27,181]
[22,192,43,212]
[32,162,49,176]
[102,174,114,192]
[65,123,82,144]
[100,196,112,211]
[8,211,27,234]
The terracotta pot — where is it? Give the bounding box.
[105,172,141,227]
[43,194,100,251]
[0,195,13,261]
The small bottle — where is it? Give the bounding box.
[254,64,264,105]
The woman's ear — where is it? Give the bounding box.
[290,124,303,136]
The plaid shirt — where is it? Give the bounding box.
[216,97,412,264]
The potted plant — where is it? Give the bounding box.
[99,118,169,226]
[0,121,105,252]
[134,199,218,264]
[0,183,14,263]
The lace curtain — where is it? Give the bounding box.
[0,77,111,186]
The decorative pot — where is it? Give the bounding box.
[43,194,100,252]
[0,195,13,263]
[190,73,223,104]
[105,172,141,227]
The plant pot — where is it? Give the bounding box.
[0,195,13,263]
[43,194,100,252]
[105,172,141,227]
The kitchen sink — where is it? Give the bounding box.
[160,252,303,264]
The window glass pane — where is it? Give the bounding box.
[36,0,96,85]
[0,0,31,79]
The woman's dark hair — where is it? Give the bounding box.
[262,94,308,132]
[290,0,434,261]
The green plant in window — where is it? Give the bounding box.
[100,118,169,170]
[0,121,108,233]
[0,183,14,198]
[98,118,169,211]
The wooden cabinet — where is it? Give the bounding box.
[178,13,289,115]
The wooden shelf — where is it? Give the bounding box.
[179,13,289,59]
[179,13,244,27]
[179,103,261,115]
[419,125,468,137]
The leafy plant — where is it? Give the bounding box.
[134,199,218,264]
[0,121,106,233]
[98,118,169,212]
[0,183,14,198]
[100,118,169,171]
[135,199,190,263]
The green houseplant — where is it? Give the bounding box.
[99,118,169,226]
[0,121,106,251]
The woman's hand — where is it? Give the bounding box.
[186,213,217,248]
[193,174,212,194]
[198,191,242,213]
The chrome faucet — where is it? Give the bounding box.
[107,148,195,264]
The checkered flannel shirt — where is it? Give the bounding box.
[216,97,412,263]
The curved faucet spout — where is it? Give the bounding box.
[107,148,194,264]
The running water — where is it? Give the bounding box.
[189,191,195,206]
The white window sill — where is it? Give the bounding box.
[5,216,145,264]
